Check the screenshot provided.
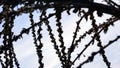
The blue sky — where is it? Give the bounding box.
[0,0,120,68]
[12,10,120,68]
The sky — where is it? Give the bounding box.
[0,0,120,68]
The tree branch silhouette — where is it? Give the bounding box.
[0,0,120,68]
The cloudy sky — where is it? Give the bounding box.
[0,0,120,68]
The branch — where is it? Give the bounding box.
[78,2,120,18]
[0,1,120,19]
[42,0,120,18]
[76,35,120,68]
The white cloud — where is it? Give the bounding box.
[11,4,120,68]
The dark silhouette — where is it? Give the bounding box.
[0,0,120,68]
